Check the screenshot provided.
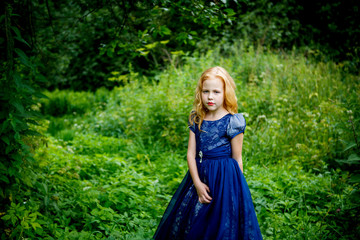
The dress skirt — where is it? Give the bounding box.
[153,150,263,240]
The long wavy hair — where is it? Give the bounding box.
[189,66,238,131]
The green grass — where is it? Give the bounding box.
[2,43,359,239]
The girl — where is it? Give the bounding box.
[153,66,262,240]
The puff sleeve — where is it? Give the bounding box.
[227,113,246,139]
[188,121,196,133]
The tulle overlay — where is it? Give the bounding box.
[153,114,262,240]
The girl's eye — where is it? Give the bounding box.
[215,91,220,93]
[203,90,209,93]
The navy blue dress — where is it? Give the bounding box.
[153,113,262,240]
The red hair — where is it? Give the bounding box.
[189,66,238,130]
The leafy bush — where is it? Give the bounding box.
[40,87,109,117]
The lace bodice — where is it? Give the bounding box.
[189,113,246,155]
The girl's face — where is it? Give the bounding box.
[201,76,225,114]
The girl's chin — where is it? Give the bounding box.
[206,108,219,112]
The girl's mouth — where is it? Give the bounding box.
[208,102,214,106]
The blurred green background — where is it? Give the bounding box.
[1,0,359,239]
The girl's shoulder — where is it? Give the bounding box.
[227,113,246,139]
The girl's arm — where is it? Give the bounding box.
[187,130,212,204]
[231,133,244,173]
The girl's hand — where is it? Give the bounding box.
[194,182,212,204]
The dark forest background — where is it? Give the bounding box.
[2,0,359,91]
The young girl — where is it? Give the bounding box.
[153,66,262,240]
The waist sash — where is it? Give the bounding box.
[196,146,231,161]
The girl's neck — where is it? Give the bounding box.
[204,108,229,121]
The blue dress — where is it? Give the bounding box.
[153,113,262,240]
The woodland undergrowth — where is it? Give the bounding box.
[2,43,360,239]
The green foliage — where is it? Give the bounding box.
[2,40,360,238]
[0,1,44,205]
[1,202,42,238]
[6,0,358,91]
[334,109,360,209]
[0,4,46,239]
[40,87,109,117]
[247,164,357,239]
